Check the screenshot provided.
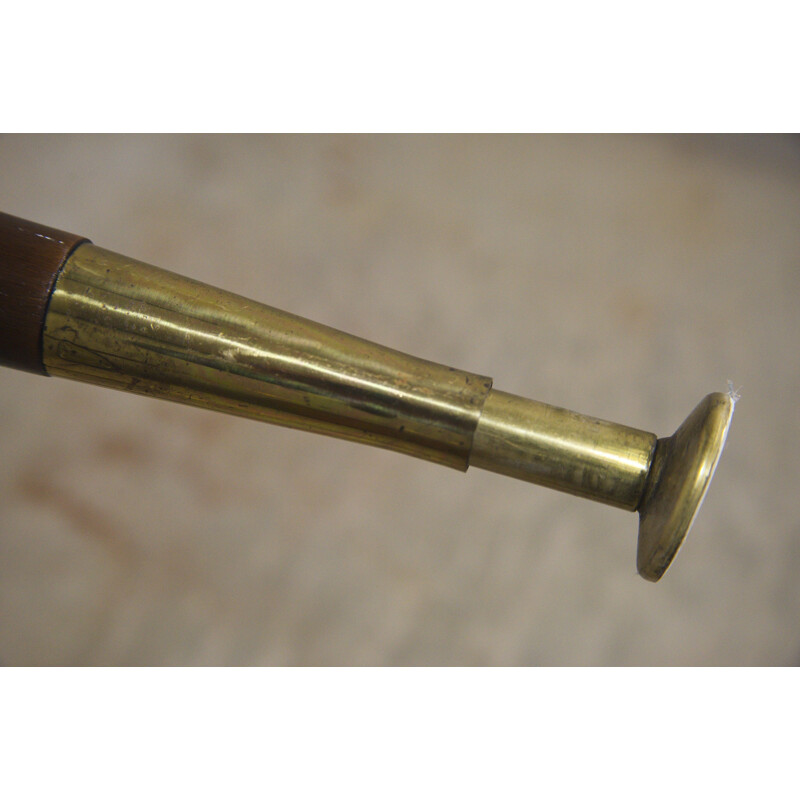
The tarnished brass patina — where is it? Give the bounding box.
[43,244,492,470]
[471,391,656,511]
[636,392,734,580]
[42,243,734,580]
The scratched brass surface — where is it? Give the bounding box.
[43,243,660,514]
[41,240,737,584]
[42,242,732,581]
[470,390,657,510]
[2,134,794,665]
[43,244,493,470]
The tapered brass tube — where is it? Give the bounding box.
[1,227,733,582]
[43,244,493,470]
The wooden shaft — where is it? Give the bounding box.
[0,212,89,374]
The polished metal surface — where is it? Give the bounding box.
[636,392,735,581]
[470,390,657,510]
[42,242,734,581]
[43,244,492,470]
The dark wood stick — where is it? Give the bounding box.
[0,212,89,374]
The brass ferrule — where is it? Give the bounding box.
[43,242,656,510]
[43,244,493,470]
[42,242,734,580]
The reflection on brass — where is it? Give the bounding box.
[470,391,656,511]
[636,393,734,581]
[43,244,492,470]
[42,243,735,581]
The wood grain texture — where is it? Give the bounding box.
[0,212,89,374]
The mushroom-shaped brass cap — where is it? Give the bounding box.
[636,392,735,581]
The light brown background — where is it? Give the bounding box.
[1,134,798,665]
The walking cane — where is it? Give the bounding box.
[0,211,735,580]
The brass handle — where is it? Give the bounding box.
[0,213,735,581]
